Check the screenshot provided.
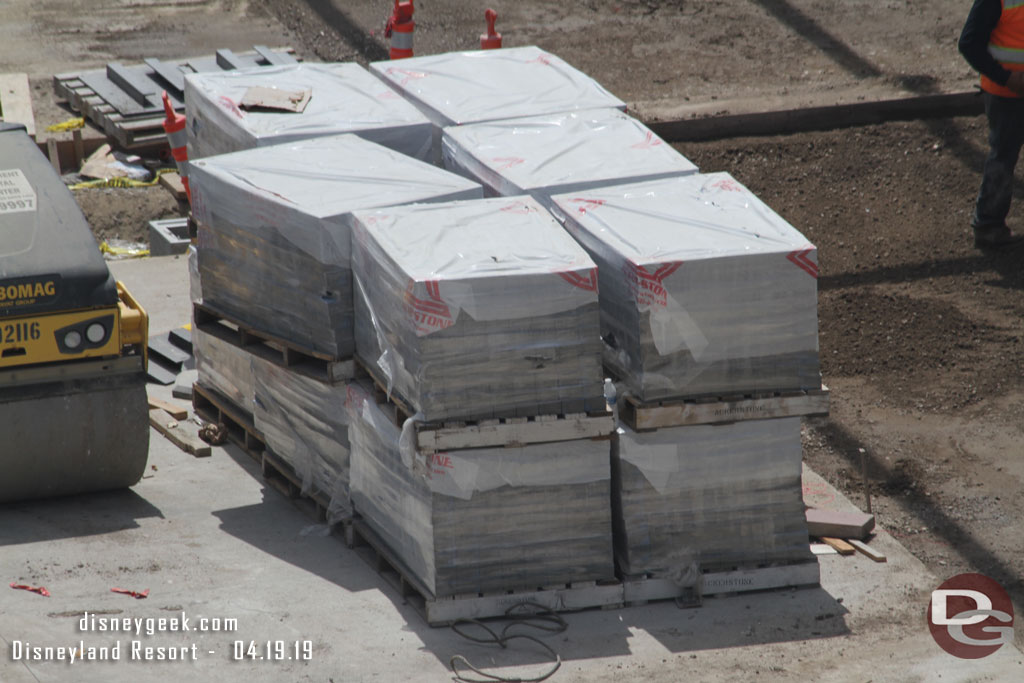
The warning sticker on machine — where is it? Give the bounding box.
[0,169,36,214]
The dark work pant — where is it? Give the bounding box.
[974,92,1024,230]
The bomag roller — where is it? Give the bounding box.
[0,122,150,502]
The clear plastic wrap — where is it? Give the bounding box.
[184,63,434,161]
[442,108,697,201]
[349,195,605,421]
[550,172,821,400]
[193,324,256,414]
[253,363,354,523]
[614,418,812,577]
[348,390,614,598]
[188,134,482,358]
[369,46,626,129]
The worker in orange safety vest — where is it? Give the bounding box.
[959,0,1024,250]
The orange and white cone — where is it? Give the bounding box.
[161,91,191,204]
[386,0,415,59]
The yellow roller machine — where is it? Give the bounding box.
[1,122,150,502]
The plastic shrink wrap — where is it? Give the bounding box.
[350,195,604,421]
[442,108,696,201]
[614,418,813,577]
[189,134,482,359]
[550,172,821,400]
[348,391,615,597]
[185,63,434,161]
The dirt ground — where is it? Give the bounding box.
[10,0,1023,650]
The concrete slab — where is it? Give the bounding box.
[2,256,1022,682]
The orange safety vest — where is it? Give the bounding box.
[983,0,1024,97]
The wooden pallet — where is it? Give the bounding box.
[620,560,821,607]
[619,385,830,431]
[347,518,624,626]
[53,47,299,151]
[355,357,615,452]
[261,448,350,526]
[194,302,354,384]
[191,381,265,462]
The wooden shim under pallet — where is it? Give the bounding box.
[621,561,820,606]
[619,385,830,431]
[348,518,624,626]
[355,356,615,452]
[194,302,354,384]
[191,381,265,462]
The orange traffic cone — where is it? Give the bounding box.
[386,0,414,60]
[161,91,191,204]
[480,9,502,49]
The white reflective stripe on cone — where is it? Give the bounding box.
[391,29,413,50]
[166,127,187,149]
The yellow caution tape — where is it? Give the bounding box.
[70,168,178,191]
[99,242,150,258]
[45,117,85,132]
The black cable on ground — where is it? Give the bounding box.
[449,602,568,683]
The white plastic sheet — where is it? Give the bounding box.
[615,418,811,574]
[442,108,697,201]
[550,172,821,399]
[349,195,604,420]
[185,63,434,160]
[369,46,626,128]
[188,134,482,358]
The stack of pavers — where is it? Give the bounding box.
[186,113,482,521]
[548,173,822,596]
[347,196,617,602]
[185,62,434,161]
[186,46,822,615]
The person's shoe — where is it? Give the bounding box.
[973,225,1024,250]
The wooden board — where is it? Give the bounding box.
[849,539,887,563]
[820,537,856,556]
[149,409,211,457]
[621,561,820,606]
[415,411,615,453]
[159,171,187,200]
[148,396,188,420]
[620,385,829,431]
[805,508,875,540]
[348,518,624,626]
[0,72,35,139]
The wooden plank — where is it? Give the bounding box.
[148,397,189,420]
[621,386,829,431]
[159,171,187,201]
[849,539,887,563]
[143,58,186,96]
[149,409,211,457]
[0,72,36,139]
[820,537,856,556]
[805,508,875,540]
[810,543,838,556]
[106,62,160,107]
[216,49,246,70]
[416,412,615,452]
[253,45,297,65]
[621,562,820,604]
[46,138,60,174]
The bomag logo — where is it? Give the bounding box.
[0,276,60,308]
